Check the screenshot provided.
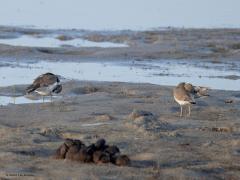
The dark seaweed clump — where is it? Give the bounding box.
[54,138,130,166]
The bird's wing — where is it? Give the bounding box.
[34,74,58,87]
[26,83,40,93]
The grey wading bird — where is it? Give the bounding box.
[173,82,209,117]
[26,73,62,103]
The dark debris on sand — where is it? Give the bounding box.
[54,138,130,166]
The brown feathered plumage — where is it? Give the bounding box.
[26,73,60,94]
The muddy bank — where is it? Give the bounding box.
[0,81,240,179]
[1,26,240,60]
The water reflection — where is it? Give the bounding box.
[0,95,51,106]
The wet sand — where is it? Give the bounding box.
[0,81,239,179]
[0,27,240,179]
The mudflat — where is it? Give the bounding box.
[0,27,240,179]
[0,26,240,61]
[0,81,239,179]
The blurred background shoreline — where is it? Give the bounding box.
[0,0,239,30]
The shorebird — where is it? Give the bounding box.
[26,73,62,103]
[173,82,196,117]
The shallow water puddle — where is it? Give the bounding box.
[0,59,240,105]
[0,95,51,106]
[0,35,128,48]
[0,60,239,90]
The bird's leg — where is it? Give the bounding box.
[180,105,183,117]
[50,94,54,109]
[12,96,16,104]
[188,105,191,116]
[40,96,45,109]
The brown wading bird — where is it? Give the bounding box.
[173,82,209,117]
[26,73,62,103]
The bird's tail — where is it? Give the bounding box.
[52,84,62,94]
[188,94,196,104]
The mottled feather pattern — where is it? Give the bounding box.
[26,73,62,95]
[173,82,196,104]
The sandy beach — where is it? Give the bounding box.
[0,27,240,179]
